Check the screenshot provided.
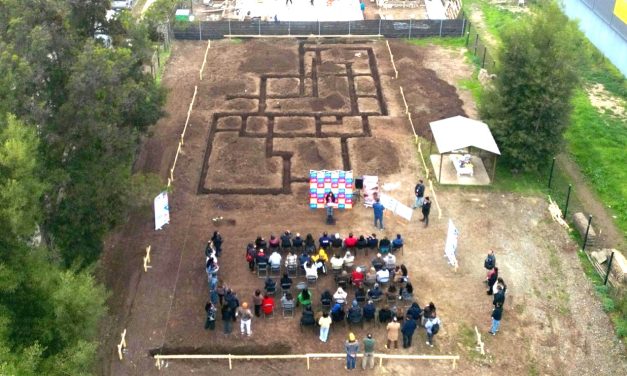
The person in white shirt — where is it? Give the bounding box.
[333,287,348,305]
[330,253,344,271]
[268,250,282,268]
[304,261,318,279]
[376,268,390,284]
[343,250,355,269]
[383,253,396,270]
[285,251,298,268]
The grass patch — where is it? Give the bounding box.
[406,37,467,48]
[565,90,627,235]
[577,250,627,340]
[155,46,172,84]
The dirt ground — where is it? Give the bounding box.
[99,39,626,375]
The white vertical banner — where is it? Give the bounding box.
[154,191,170,230]
[444,219,459,269]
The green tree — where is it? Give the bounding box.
[479,2,582,171]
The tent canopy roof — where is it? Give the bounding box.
[429,116,501,155]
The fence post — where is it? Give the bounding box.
[465,22,471,46]
[582,215,593,251]
[604,251,615,285]
[408,19,412,39]
[258,19,261,36]
[348,20,351,35]
[378,18,382,36]
[439,19,443,37]
[548,157,556,188]
[318,20,321,36]
[228,18,232,37]
[481,47,487,68]
[473,33,479,54]
[563,184,572,219]
[199,22,202,40]
[461,19,466,37]
[289,20,291,36]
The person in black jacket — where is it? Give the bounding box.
[300,305,315,327]
[401,316,418,348]
[406,302,422,322]
[221,304,234,334]
[489,304,503,335]
[493,284,506,306]
[413,179,425,209]
[378,305,392,324]
[211,231,223,257]
[363,300,376,321]
[320,289,333,307]
[420,197,432,227]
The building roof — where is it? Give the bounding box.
[429,116,501,155]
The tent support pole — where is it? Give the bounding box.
[491,155,497,182]
[438,153,443,183]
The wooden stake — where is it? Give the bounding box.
[143,245,152,272]
[385,40,398,79]
[117,329,127,360]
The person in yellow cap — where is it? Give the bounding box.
[344,332,359,369]
[236,302,253,336]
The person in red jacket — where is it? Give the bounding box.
[344,232,358,249]
[351,266,364,288]
[261,294,274,316]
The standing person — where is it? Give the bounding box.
[493,284,506,307]
[345,333,359,370]
[318,312,332,342]
[425,313,441,347]
[204,302,217,331]
[413,179,425,209]
[420,197,431,227]
[484,250,496,279]
[211,231,223,257]
[221,304,233,334]
[362,333,375,370]
[489,304,503,335]
[422,302,436,326]
[246,243,256,272]
[359,0,366,15]
[373,198,385,230]
[401,316,417,348]
[385,317,400,349]
[487,267,499,295]
[325,191,336,220]
[237,302,253,336]
[252,290,263,317]
[216,280,226,306]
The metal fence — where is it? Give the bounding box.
[172,19,467,39]
[464,21,497,71]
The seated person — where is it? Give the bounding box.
[285,251,298,268]
[280,231,292,249]
[297,288,312,307]
[366,233,378,249]
[320,289,333,307]
[268,250,282,268]
[264,277,276,294]
[280,273,293,291]
[386,285,397,302]
[347,300,362,323]
[355,286,367,304]
[255,236,266,250]
[363,300,376,321]
[383,253,396,271]
[406,302,422,321]
[356,235,368,250]
[281,292,295,310]
[378,305,393,323]
[331,233,343,249]
[300,305,316,326]
[269,234,280,249]
[255,249,269,265]
[371,253,385,271]
[304,233,316,254]
[367,283,383,300]
[311,248,329,275]
[376,268,390,284]
[330,303,345,323]
[318,232,331,249]
[364,267,377,288]
[343,250,355,269]
[330,253,344,271]
[400,281,414,300]
[304,261,318,279]
[393,266,406,284]
[379,237,391,254]
[336,270,350,290]
[392,234,404,250]
[261,294,274,315]
[351,267,365,287]
[292,233,303,249]
[333,287,348,305]
[298,252,310,267]
[344,233,358,249]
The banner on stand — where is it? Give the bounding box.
[379,193,413,221]
[362,175,379,207]
[309,170,353,209]
[444,219,459,268]
[154,191,170,230]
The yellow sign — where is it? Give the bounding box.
[615,0,627,24]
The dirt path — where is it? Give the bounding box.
[467,4,498,51]
[557,153,625,249]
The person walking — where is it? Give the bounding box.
[385,317,400,349]
[345,333,359,370]
[484,250,496,280]
[318,312,332,342]
[237,302,253,336]
[204,302,217,331]
[489,304,503,335]
[373,198,385,230]
[413,179,425,209]
[425,314,441,347]
[211,231,223,257]
[420,196,431,227]
[487,267,499,295]
[221,304,233,334]
[493,281,507,307]
[362,333,375,370]
[401,316,417,348]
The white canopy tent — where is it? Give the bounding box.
[428,116,501,184]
